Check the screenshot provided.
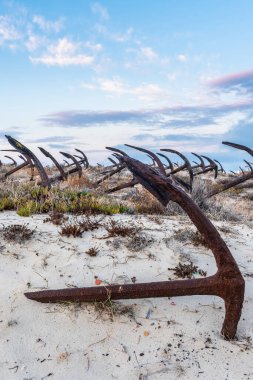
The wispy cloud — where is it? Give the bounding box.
[0,15,21,45]
[30,136,74,143]
[48,143,70,149]
[177,54,187,62]
[81,77,169,102]
[112,27,133,42]
[32,15,64,33]
[39,99,253,129]
[209,69,253,95]
[85,41,103,52]
[94,22,134,43]
[91,2,109,20]
[140,46,158,60]
[30,37,94,66]
[25,32,45,51]
[0,127,22,140]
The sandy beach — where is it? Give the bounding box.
[0,210,252,380]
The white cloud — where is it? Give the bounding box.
[81,83,97,90]
[85,41,103,52]
[83,77,169,102]
[94,23,134,44]
[25,32,45,51]
[177,54,187,62]
[91,2,109,20]
[140,46,158,60]
[167,72,177,81]
[125,45,170,68]
[112,27,134,42]
[0,15,20,43]
[134,83,165,101]
[29,37,94,66]
[98,77,127,93]
[33,15,64,33]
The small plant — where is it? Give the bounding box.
[60,222,83,237]
[0,182,132,216]
[78,215,103,231]
[0,197,14,211]
[191,231,209,247]
[105,219,140,238]
[191,178,209,209]
[85,246,100,256]
[172,228,208,247]
[126,233,154,251]
[17,205,34,217]
[59,215,103,238]
[94,298,136,321]
[44,211,68,225]
[2,224,34,242]
[169,261,207,279]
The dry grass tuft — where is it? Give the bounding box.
[67,174,93,189]
[191,178,209,208]
[78,215,104,231]
[169,261,207,279]
[44,211,68,225]
[59,215,103,237]
[191,231,209,247]
[132,188,166,214]
[105,219,140,238]
[60,222,83,237]
[126,233,154,251]
[85,246,100,256]
[2,224,34,242]
[94,299,136,322]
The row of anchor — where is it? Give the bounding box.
[1,135,253,199]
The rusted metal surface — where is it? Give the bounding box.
[202,156,218,178]
[157,152,174,171]
[106,177,138,193]
[239,166,245,175]
[104,144,167,194]
[125,144,166,175]
[223,141,253,156]
[207,141,253,197]
[60,152,82,178]
[25,150,244,339]
[160,148,193,190]
[16,154,35,180]
[193,155,218,178]
[4,161,29,178]
[214,159,226,173]
[0,152,30,179]
[75,148,89,168]
[73,155,87,168]
[5,136,51,188]
[95,164,126,186]
[191,152,205,171]
[4,155,17,167]
[244,160,253,172]
[39,147,68,180]
[108,157,119,167]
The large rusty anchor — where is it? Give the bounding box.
[25,149,245,339]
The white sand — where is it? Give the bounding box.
[0,211,253,379]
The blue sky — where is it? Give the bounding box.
[1,0,253,168]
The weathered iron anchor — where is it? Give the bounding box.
[25,150,245,339]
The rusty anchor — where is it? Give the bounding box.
[25,148,245,340]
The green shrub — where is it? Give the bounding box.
[0,183,131,217]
